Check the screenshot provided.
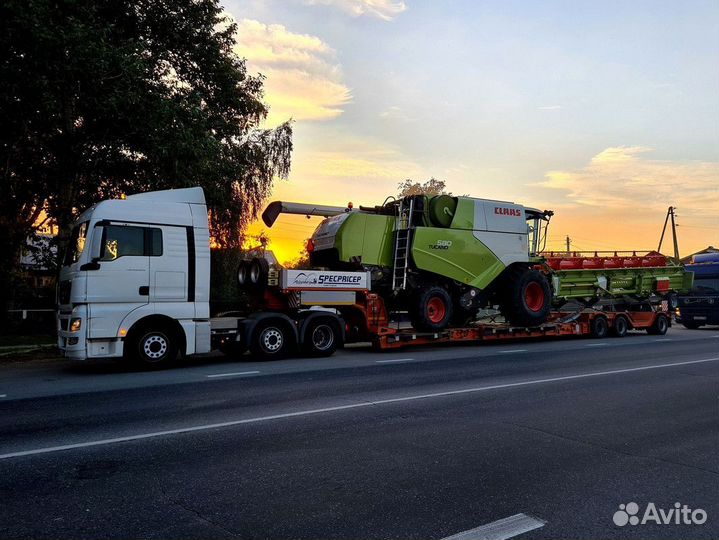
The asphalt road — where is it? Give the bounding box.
[1,326,717,539]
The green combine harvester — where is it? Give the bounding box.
[262,194,691,332]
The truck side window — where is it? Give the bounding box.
[101,226,145,260]
[149,228,163,256]
[100,225,163,260]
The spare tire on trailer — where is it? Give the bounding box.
[249,257,269,289]
[410,286,454,332]
[498,267,552,327]
[237,260,250,288]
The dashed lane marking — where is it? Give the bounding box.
[376,358,415,364]
[206,371,260,378]
[441,513,546,540]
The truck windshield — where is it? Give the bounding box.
[694,277,719,293]
[63,221,88,266]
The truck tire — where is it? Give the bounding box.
[647,314,669,335]
[126,325,178,369]
[498,268,552,327]
[250,320,293,359]
[682,322,702,330]
[590,316,609,338]
[302,318,340,357]
[410,286,453,332]
[611,315,629,337]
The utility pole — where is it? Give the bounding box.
[566,235,571,254]
[657,206,680,260]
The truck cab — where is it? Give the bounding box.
[57,188,212,363]
[676,253,719,328]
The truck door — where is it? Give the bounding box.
[86,223,150,338]
[148,225,189,308]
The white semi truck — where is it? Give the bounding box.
[56,188,361,366]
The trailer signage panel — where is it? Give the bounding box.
[281,269,371,290]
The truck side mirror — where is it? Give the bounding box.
[90,226,104,260]
[80,226,104,271]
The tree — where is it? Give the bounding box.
[397,178,450,197]
[286,239,312,269]
[0,0,292,312]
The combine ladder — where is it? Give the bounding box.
[392,198,415,290]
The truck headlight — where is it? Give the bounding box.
[675,308,681,316]
[70,318,82,332]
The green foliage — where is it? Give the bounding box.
[285,239,312,269]
[397,178,450,197]
[0,0,292,309]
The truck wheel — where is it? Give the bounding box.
[302,319,340,357]
[611,315,629,337]
[682,322,702,330]
[126,326,178,369]
[590,316,609,338]
[411,286,453,332]
[499,268,551,327]
[647,314,669,335]
[250,321,293,359]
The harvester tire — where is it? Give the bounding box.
[498,268,551,327]
[411,286,453,332]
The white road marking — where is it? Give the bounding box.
[442,513,546,540]
[375,358,415,364]
[654,338,672,342]
[206,371,260,379]
[586,343,608,347]
[499,349,527,354]
[0,394,6,398]
[1,357,716,461]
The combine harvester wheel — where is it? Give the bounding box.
[499,268,552,327]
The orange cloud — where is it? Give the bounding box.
[532,146,719,255]
[234,19,351,125]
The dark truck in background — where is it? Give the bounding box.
[676,252,719,329]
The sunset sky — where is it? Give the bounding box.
[225,0,719,264]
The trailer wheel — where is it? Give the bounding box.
[590,316,609,338]
[126,325,178,369]
[499,268,552,327]
[611,315,629,337]
[647,314,669,335]
[250,320,293,359]
[302,319,340,357]
[411,286,453,332]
